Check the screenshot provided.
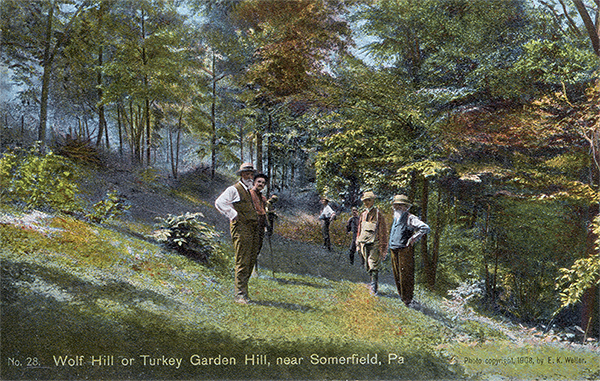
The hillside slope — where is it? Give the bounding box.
[1,165,599,381]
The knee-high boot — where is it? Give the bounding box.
[369,270,379,295]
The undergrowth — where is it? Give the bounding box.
[0,144,85,212]
[276,211,358,248]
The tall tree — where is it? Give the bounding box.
[195,0,253,176]
[233,0,354,182]
[101,0,192,165]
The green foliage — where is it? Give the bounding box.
[435,225,484,291]
[151,212,228,269]
[0,144,83,212]
[393,160,454,189]
[85,190,131,223]
[313,76,432,204]
[512,39,597,89]
[487,197,587,321]
[234,0,353,100]
[557,214,600,309]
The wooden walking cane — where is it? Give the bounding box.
[267,211,277,278]
[399,256,404,303]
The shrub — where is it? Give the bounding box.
[276,212,323,244]
[85,190,131,223]
[150,212,225,265]
[556,214,600,309]
[0,144,83,212]
[276,211,359,249]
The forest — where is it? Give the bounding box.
[1,0,599,367]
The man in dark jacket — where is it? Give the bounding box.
[388,194,430,307]
[346,207,359,265]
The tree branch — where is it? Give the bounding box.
[555,0,583,36]
[48,0,92,63]
[572,0,600,56]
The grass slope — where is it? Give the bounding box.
[1,169,599,381]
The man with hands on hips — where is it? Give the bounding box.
[215,163,276,304]
[388,194,430,307]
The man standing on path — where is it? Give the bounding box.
[346,207,360,265]
[318,198,336,251]
[356,191,388,295]
[214,163,265,304]
[388,194,430,307]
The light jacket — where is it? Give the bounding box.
[356,207,388,254]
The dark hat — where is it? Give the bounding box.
[236,162,256,175]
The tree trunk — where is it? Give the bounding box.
[145,98,151,165]
[420,177,433,289]
[256,130,263,173]
[211,52,217,179]
[38,0,55,146]
[96,46,107,148]
[572,0,600,56]
[581,207,599,340]
[174,110,183,179]
[176,122,181,178]
[483,203,492,304]
[249,133,254,164]
[430,186,444,289]
[408,171,417,201]
[117,104,123,157]
[168,125,174,177]
[267,112,273,188]
[239,122,244,162]
[96,0,106,148]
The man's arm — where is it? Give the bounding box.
[406,215,430,246]
[215,185,240,221]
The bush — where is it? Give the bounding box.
[150,212,226,265]
[85,190,131,223]
[276,211,363,249]
[0,144,83,212]
[556,214,600,309]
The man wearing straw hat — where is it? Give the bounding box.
[356,191,388,295]
[215,162,265,304]
[388,194,430,307]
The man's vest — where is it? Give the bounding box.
[233,182,258,222]
[388,212,413,249]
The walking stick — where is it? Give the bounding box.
[267,211,277,278]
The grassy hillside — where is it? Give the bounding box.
[1,165,599,380]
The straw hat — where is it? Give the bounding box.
[361,191,376,201]
[392,194,412,206]
[236,162,256,175]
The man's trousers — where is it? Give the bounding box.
[359,241,382,272]
[391,246,415,306]
[321,218,331,250]
[231,219,263,298]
